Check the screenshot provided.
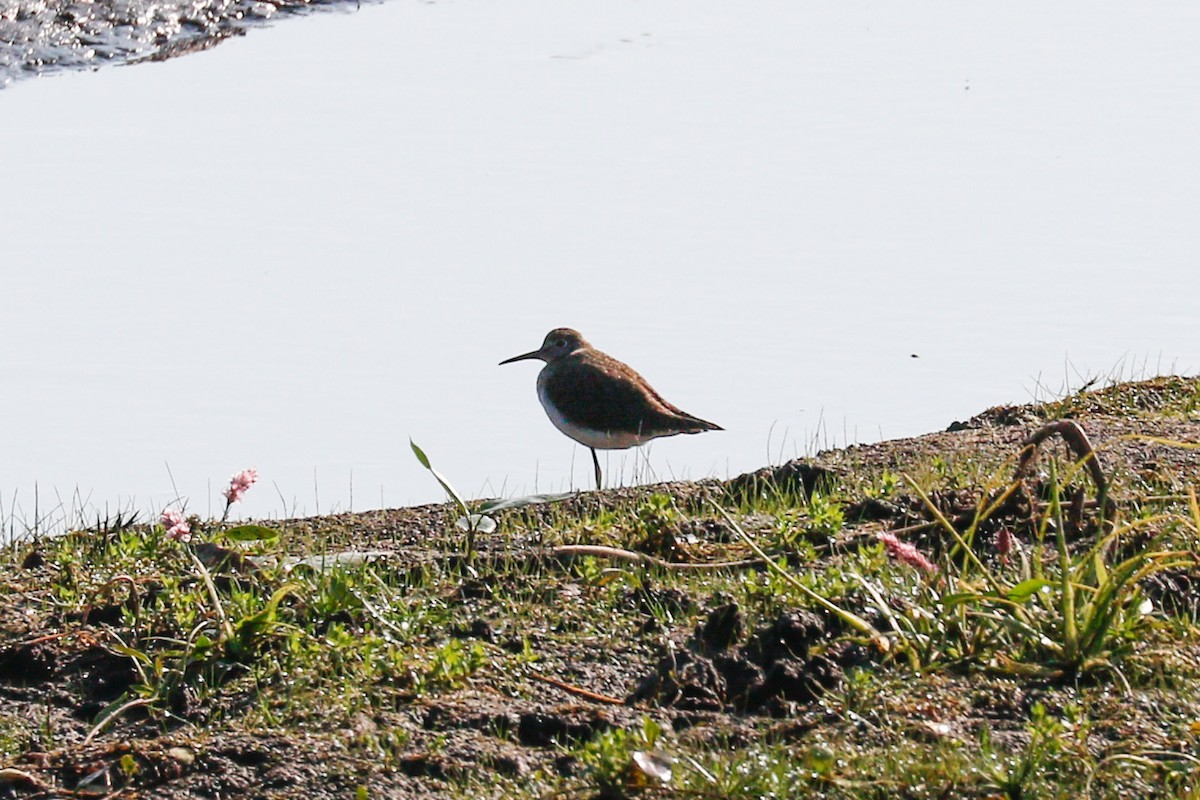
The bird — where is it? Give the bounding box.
[500,327,723,489]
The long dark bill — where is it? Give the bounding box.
[499,350,543,365]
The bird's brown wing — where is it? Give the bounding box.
[543,353,720,437]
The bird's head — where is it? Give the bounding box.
[499,327,589,365]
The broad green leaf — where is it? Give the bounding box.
[222,525,280,543]
[410,439,432,469]
[1006,578,1052,603]
[410,439,468,515]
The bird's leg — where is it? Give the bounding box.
[591,448,602,491]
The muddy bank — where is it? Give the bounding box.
[2,376,1200,798]
[0,0,365,87]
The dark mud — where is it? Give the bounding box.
[632,604,865,715]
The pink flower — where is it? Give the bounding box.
[877,531,937,574]
[996,527,1013,561]
[160,508,191,543]
[222,468,259,505]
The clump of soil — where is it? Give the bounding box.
[631,603,864,715]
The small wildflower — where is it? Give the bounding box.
[222,468,259,505]
[877,530,937,574]
[160,508,191,542]
[996,527,1013,562]
[220,467,259,522]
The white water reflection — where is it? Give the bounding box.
[0,0,1198,529]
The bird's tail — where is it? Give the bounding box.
[679,414,723,433]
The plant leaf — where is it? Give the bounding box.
[477,492,578,513]
[410,439,469,516]
[109,644,153,665]
[222,525,280,543]
[456,514,497,534]
[235,584,302,640]
[1006,578,1052,603]
[410,439,431,469]
[285,550,394,573]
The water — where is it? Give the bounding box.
[1,0,1198,529]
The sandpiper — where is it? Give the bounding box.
[500,328,723,489]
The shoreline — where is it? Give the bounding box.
[3,375,1199,798]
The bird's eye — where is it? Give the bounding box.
[555,339,566,348]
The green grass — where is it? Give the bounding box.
[4,377,1200,798]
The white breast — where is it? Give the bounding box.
[536,371,650,450]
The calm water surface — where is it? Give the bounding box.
[1,1,1198,527]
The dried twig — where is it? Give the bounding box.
[1014,420,1117,533]
[528,671,626,705]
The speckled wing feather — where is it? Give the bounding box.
[543,352,721,438]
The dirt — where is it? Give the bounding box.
[2,376,1200,798]
[0,0,365,87]
[632,605,863,715]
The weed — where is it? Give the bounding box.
[414,639,488,694]
[412,440,573,564]
[979,702,1092,799]
[774,490,845,547]
[0,713,31,761]
[575,717,667,798]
